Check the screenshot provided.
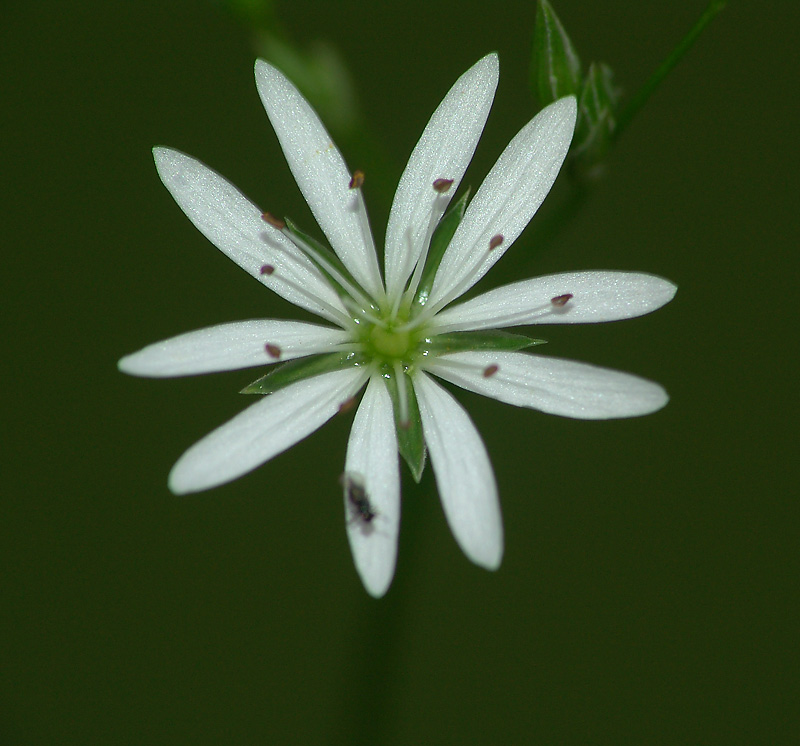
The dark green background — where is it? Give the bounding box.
[2,1,796,743]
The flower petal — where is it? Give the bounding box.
[429,96,577,307]
[254,61,384,300]
[168,367,367,494]
[153,147,347,324]
[432,271,677,333]
[384,53,499,300]
[118,320,350,377]
[344,376,400,598]
[425,351,668,419]
[413,371,503,570]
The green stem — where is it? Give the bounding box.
[331,474,431,745]
[613,0,727,140]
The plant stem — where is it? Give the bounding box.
[613,0,728,141]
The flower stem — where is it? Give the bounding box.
[332,477,430,745]
[613,0,728,141]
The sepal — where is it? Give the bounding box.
[414,189,470,308]
[283,218,371,307]
[384,372,426,483]
[425,330,547,355]
[241,351,366,395]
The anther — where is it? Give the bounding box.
[265,343,282,359]
[337,396,357,415]
[483,364,499,378]
[261,212,286,230]
[260,264,275,276]
[551,293,573,307]
[488,234,504,251]
[432,178,454,193]
[349,170,365,189]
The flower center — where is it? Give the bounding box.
[369,324,411,361]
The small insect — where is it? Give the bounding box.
[340,473,378,526]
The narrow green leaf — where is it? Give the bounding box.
[414,188,470,308]
[241,351,366,395]
[532,0,582,105]
[384,371,426,483]
[425,330,547,355]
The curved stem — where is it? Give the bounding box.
[613,0,728,141]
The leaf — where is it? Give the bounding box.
[241,351,366,395]
[384,371,426,483]
[532,0,582,105]
[413,188,470,308]
[425,330,547,355]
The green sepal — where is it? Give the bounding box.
[413,188,470,308]
[531,0,582,106]
[424,330,547,355]
[384,371,426,483]
[240,351,366,395]
[574,62,620,166]
[283,218,371,307]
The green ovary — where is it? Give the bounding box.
[369,325,412,361]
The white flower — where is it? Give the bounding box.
[119,54,676,597]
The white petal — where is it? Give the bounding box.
[254,61,384,300]
[429,96,577,307]
[168,367,367,494]
[343,377,400,598]
[153,148,346,324]
[426,351,668,420]
[432,271,677,333]
[384,53,499,299]
[118,320,350,377]
[413,371,503,570]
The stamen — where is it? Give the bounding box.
[340,296,387,328]
[279,225,377,318]
[338,396,357,415]
[349,170,365,189]
[350,188,386,306]
[259,265,353,329]
[261,212,286,230]
[551,293,573,307]
[401,232,505,331]
[391,176,457,315]
[260,264,275,276]
[432,178,454,193]
[265,343,281,359]
[393,362,410,427]
[483,364,499,378]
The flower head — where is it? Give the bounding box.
[119,54,676,597]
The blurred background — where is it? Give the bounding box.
[2,1,797,743]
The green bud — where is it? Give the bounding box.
[573,62,620,170]
[531,0,582,105]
